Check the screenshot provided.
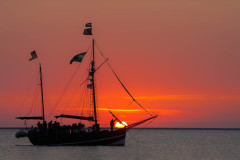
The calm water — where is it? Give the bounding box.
[0,129,239,160]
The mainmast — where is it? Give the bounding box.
[39,63,45,122]
[91,39,98,125]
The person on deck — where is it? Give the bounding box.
[37,121,42,129]
[37,122,41,128]
[43,121,47,131]
[48,120,52,129]
[110,119,114,132]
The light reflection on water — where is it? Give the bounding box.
[0,129,240,160]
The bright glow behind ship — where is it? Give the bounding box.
[115,121,128,128]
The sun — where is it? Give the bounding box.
[115,121,128,128]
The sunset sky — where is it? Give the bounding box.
[0,0,240,128]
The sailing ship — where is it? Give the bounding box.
[15,23,158,146]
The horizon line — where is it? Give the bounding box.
[1,127,240,130]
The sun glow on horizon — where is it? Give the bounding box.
[115,121,128,128]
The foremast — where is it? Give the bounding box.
[16,62,45,121]
[39,63,45,122]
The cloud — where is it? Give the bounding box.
[56,107,182,116]
[56,107,142,112]
[124,95,240,101]
[124,95,207,101]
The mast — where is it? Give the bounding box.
[39,63,45,122]
[91,39,98,125]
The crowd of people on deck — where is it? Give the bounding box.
[30,121,86,136]
[30,119,118,136]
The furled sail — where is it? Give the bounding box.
[55,114,94,121]
[16,116,43,120]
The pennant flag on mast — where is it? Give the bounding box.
[85,23,92,27]
[70,52,87,64]
[29,50,38,61]
[83,22,92,35]
[83,28,92,35]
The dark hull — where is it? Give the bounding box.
[28,128,126,146]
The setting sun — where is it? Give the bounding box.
[115,121,128,128]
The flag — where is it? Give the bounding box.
[85,23,92,27]
[83,28,92,35]
[70,52,87,64]
[87,84,93,89]
[29,50,38,61]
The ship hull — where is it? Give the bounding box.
[27,128,126,146]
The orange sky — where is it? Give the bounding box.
[0,0,240,128]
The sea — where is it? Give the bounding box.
[0,128,239,160]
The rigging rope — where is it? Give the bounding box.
[48,44,92,118]
[27,73,40,115]
[95,42,152,116]
[16,69,39,117]
[127,116,156,143]
[48,64,81,118]
[115,100,134,117]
